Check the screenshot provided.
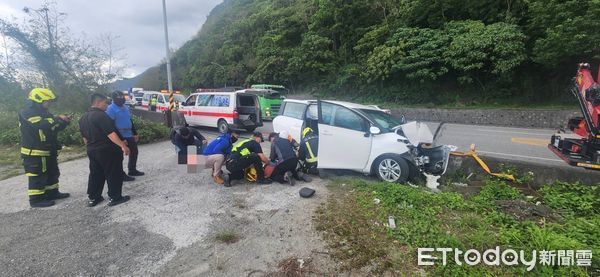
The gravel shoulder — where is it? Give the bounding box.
[0,140,334,276]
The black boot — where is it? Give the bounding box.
[30,200,55,208]
[46,189,70,200]
[123,174,135,182]
[30,194,55,208]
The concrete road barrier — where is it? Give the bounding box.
[131,108,166,124]
[392,108,580,129]
[445,155,600,188]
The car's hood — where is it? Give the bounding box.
[395,121,434,146]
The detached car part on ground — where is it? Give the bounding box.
[274,100,453,183]
[549,63,600,170]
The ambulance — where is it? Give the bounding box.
[179,90,263,133]
[140,91,186,112]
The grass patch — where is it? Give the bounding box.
[316,179,599,275]
[215,230,241,244]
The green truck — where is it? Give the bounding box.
[249,84,289,120]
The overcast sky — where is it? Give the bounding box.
[0,0,222,78]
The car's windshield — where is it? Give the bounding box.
[359,109,404,132]
[174,95,186,102]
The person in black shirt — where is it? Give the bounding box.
[79,94,131,207]
[170,126,207,164]
[224,131,272,186]
[268,132,301,186]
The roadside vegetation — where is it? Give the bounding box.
[138,0,599,107]
[316,179,599,275]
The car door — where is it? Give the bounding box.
[181,94,198,125]
[273,101,306,141]
[317,101,372,170]
[195,94,213,127]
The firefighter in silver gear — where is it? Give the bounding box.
[19,88,71,208]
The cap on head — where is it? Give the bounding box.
[252,131,264,142]
[179,127,190,137]
[28,88,56,103]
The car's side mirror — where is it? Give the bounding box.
[369,126,381,135]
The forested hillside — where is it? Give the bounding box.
[137,0,600,106]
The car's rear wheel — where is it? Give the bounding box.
[218,119,229,133]
[374,155,409,183]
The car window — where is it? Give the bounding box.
[197,95,212,106]
[359,109,404,132]
[174,94,187,103]
[238,95,255,107]
[158,95,165,103]
[307,104,318,120]
[210,95,230,107]
[320,102,335,125]
[185,95,198,106]
[143,94,150,101]
[282,102,306,119]
[332,105,366,132]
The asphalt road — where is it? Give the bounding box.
[196,121,564,168]
[133,105,564,168]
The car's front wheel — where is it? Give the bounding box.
[374,155,409,183]
[218,119,229,133]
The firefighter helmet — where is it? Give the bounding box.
[28,88,56,103]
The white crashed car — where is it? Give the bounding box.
[273,100,452,183]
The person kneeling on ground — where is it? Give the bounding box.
[171,126,207,164]
[268,132,310,186]
[298,126,319,175]
[224,131,272,186]
[203,130,240,185]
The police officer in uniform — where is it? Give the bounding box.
[19,88,71,208]
[224,131,272,186]
[79,94,131,207]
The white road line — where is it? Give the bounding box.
[475,129,552,136]
[477,150,563,163]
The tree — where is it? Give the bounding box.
[0,1,125,108]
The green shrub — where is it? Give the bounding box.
[0,112,169,146]
[540,182,599,217]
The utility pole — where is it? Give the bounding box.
[162,0,174,127]
[211,62,226,88]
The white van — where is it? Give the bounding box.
[179,91,263,133]
[141,91,186,112]
[273,99,452,183]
